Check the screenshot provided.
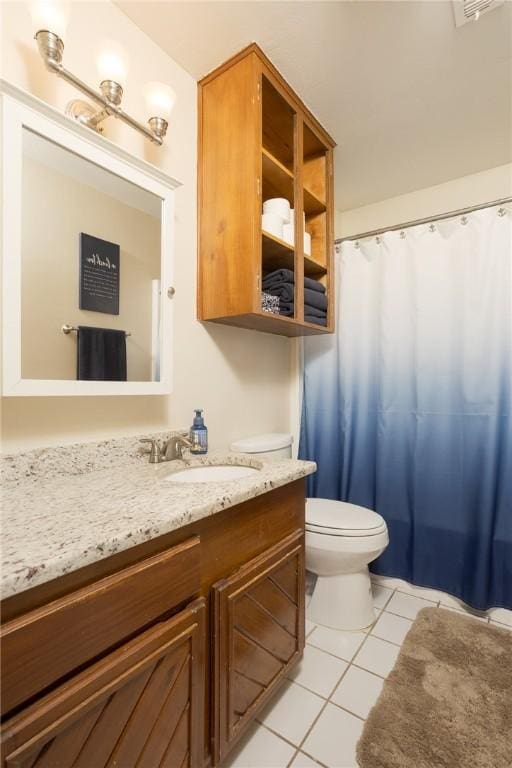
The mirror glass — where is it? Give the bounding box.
[20,128,162,382]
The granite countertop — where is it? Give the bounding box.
[1,434,316,600]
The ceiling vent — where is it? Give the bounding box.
[453,0,505,26]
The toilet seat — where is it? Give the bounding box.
[306,498,386,538]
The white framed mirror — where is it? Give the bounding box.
[1,83,178,396]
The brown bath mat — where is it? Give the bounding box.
[357,607,512,768]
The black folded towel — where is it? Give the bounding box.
[77,326,127,381]
[305,314,328,326]
[263,283,328,312]
[279,303,294,316]
[303,288,328,310]
[262,268,326,294]
[276,302,328,323]
[264,282,294,303]
[303,304,328,319]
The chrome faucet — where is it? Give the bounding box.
[163,433,193,461]
[140,433,193,463]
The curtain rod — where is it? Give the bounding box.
[335,196,512,244]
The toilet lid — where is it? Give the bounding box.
[230,433,292,453]
[306,498,387,537]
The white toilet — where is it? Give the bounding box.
[230,434,389,632]
[306,499,388,631]
[230,433,294,460]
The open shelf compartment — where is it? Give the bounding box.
[262,148,294,204]
[261,76,295,171]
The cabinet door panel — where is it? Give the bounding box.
[212,531,305,764]
[1,536,200,716]
[235,593,297,662]
[269,556,299,602]
[1,599,205,768]
[249,578,298,635]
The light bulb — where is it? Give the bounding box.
[144,82,176,120]
[96,40,128,88]
[30,0,69,40]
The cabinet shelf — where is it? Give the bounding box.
[304,255,328,277]
[262,230,294,272]
[262,231,327,277]
[303,185,327,216]
[262,148,294,203]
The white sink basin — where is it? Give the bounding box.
[165,464,260,483]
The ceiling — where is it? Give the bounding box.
[117,1,512,211]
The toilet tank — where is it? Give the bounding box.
[230,433,293,461]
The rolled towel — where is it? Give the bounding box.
[263,268,326,294]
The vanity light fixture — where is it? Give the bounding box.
[30,1,175,145]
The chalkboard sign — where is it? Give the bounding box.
[79,233,120,315]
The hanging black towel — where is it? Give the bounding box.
[77,326,127,381]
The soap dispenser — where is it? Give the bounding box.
[190,409,208,454]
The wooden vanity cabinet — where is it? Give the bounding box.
[198,43,336,337]
[1,599,206,768]
[212,530,305,764]
[1,480,307,768]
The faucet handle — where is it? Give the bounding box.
[139,438,162,464]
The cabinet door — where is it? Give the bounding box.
[212,531,305,764]
[1,599,205,768]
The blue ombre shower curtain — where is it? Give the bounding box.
[300,205,512,610]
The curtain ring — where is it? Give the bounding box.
[498,207,506,217]
[461,215,468,225]
[429,223,435,232]
[400,230,406,239]
[354,241,360,249]
[376,236,381,244]
[335,244,341,254]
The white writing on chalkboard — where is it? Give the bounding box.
[86,253,118,270]
[82,262,118,301]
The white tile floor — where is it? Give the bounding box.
[222,575,512,768]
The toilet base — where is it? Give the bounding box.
[308,567,376,631]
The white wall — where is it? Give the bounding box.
[336,163,512,239]
[1,1,292,452]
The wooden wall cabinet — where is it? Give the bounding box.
[1,481,307,768]
[198,43,336,337]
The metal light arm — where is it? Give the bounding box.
[35,30,167,145]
